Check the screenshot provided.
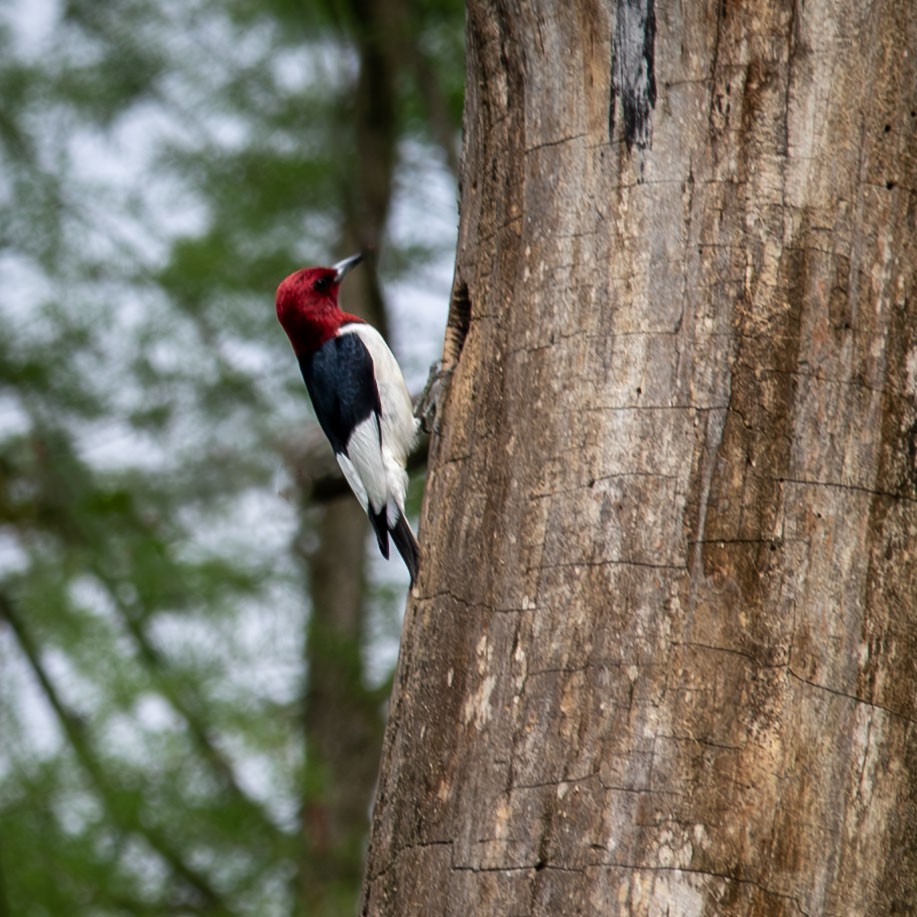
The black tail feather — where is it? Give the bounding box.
[391,512,420,586]
[369,506,390,559]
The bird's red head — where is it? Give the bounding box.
[276,253,364,356]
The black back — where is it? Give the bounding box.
[299,332,381,455]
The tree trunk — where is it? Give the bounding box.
[362,1,917,914]
[295,2,407,912]
[297,496,381,916]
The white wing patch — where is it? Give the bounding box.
[338,323,418,526]
[336,451,368,513]
[340,412,386,514]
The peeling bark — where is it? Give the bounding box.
[362,1,917,914]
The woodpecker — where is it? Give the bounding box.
[276,253,420,585]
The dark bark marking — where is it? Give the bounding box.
[609,0,657,150]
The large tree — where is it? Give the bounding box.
[362,1,917,914]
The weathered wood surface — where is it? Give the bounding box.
[363,1,917,913]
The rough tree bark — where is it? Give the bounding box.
[362,1,917,914]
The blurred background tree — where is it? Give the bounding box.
[0,0,462,914]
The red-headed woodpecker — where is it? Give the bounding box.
[276,253,420,585]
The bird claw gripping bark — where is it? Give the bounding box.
[415,359,451,435]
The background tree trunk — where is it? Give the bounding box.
[295,4,403,912]
[362,0,917,914]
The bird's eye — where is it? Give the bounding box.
[313,276,331,292]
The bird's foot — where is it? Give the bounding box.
[415,359,451,434]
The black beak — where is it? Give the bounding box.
[333,252,364,283]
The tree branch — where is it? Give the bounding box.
[88,566,284,845]
[0,592,229,912]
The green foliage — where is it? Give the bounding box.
[0,0,461,912]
